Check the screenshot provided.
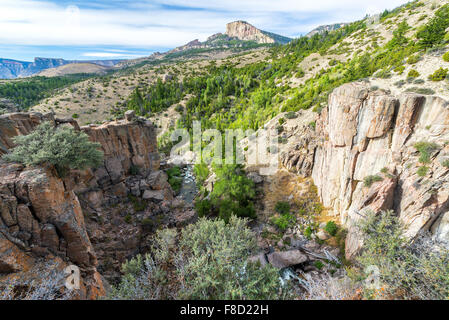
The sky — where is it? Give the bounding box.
[0,0,410,61]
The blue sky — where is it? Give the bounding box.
[0,0,409,61]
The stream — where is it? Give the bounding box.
[179,165,197,204]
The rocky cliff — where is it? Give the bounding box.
[225,21,291,44]
[0,111,182,297]
[282,82,449,259]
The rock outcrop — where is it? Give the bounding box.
[226,21,275,44]
[0,112,177,297]
[282,82,449,259]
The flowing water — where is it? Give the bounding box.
[179,166,197,204]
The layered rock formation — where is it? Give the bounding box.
[0,111,179,297]
[225,21,291,44]
[281,82,449,259]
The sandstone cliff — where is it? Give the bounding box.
[225,21,291,44]
[281,82,449,259]
[0,112,180,297]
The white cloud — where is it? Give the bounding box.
[82,52,141,58]
[0,0,410,49]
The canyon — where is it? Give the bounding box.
[0,111,195,298]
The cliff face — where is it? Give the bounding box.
[282,82,449,259]
[0,112,176,297]
[225,21,291,44]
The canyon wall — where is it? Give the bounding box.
[282,82,449,259]
[0,112,174,297]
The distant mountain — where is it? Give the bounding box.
[169,21,292,55]
[306,23,348,37]
[225,21,292,44]
[37,63,111,77]
[0,57,123,79]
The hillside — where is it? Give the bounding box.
[0,57,122,79]
[37,63,111,77]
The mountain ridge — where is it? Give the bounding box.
[0,57,123,79]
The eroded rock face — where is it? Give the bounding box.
[283,83,449,259]
[226,21,275,44]
[0,112,55,155]
[0,113,171,297]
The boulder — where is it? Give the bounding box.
[142,190,165,203]
[267,250,308,269]
[124,110,136,122]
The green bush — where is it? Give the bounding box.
[406,55,420,64]
[109,217,291,300]
[193,163,210,186]
[363,175,383,187]
[394,65,405,74]
[442,159,449,168]
[3,122,103,177]
[166,166,182,193]
[405,87,435,95]
[324,221,338,237]
[285,111,298,119]
[304,226,313,239]
[414,141,440,163]
[275,201,290,215]
[428,67,448,81]
[272,213,296,232]
[213,165,255,220]
[407,69,420,78]
[417,166,429,177]
[356,211,449,300]
[195,199,212,217]
[443,51,449,62]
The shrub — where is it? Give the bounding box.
[405,87,435,95]
[407,55,420,64]
[363,175,383,187]
[414,141,440,163]
[3,122,103,177]
[428,68,448,81]
[275,201,290,215]
[417,166,429,177]
[166,166,182,193]
[407,69,420,78]
[356,211,449,300]
[272,213,296,232]
[109,217,290,300]
[174,105,184,113]
[278,117,285,125]
[285,111,298,119]
[128,195,147,212]
[314,261,324,270]
[394,65,405,74]
[195,199,212,217]
[304,226,313,239]
[442,159,449,168]
[443,51,449,62]
[324,221,338,237]
[193,163,210,186]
